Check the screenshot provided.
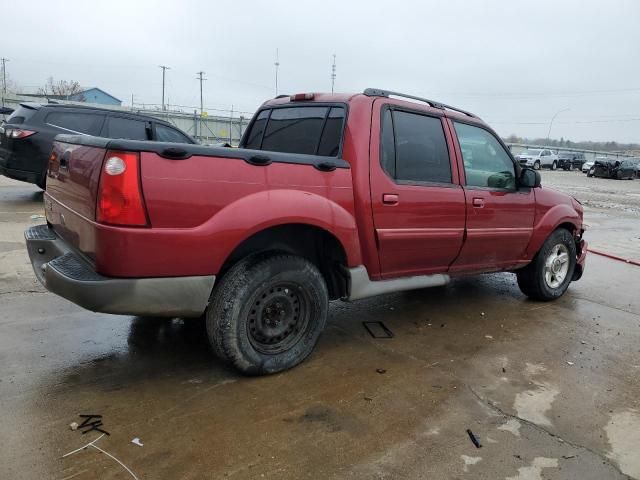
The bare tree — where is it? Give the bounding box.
[37,77,84,99]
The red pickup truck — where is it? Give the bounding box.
[25,88,587,375]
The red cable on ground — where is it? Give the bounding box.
[588,248,640,267]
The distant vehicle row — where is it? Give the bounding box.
[585,157,639,180]
[515,149,586,171]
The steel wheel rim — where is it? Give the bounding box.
[544,244,570,289]
[247,282,310,354]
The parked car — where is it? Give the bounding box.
[582,160,595,173]
[588,158,636,179]
[0,103,196,189]
[557,151,586,171]
[516,148,559,170]
[25,88,587,375]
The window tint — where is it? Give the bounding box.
[381,109,451,184]
[244,109,269,149]
[262,107,327,155]
[380,109,395,177]
[454,122,516,190]
[317,107,345,156]
[155,123,191,143]
[46,112,104,135]
[106,116,148,140]
[244,106,345,156]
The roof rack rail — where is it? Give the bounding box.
[363,88,477,118]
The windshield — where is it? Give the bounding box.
[524,149,542,156]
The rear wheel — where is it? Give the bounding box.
[206,254,328,375]
[517,229,576,301]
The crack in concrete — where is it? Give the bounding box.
[0,290,47,296]
[467,385,632,480]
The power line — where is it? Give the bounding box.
[159,65,170,111]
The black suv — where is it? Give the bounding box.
[0,103,196,189]
[557,151,586,171]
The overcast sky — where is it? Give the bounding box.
[3,0,639,142]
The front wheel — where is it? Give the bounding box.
[206,254,328,375]
[517,229,576,301]
[551,161,557,171]
[587,168,595,177]
[533,161,541,170]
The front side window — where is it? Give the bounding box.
[46,112,104,135]
[454,122,516,190]
[155,124,192,143]
[242,106,345,156]
[379,108,451,184]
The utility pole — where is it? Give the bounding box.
[159,65,170,111]
[274,49,280,96]
[228,105,235,145]
[331,54,336,93]
[196,71,206,139]
[1,58,8,95]
[130,93,134,111]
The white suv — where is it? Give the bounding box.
[516,148,559,170]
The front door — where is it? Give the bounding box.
[369,101,466,279]
[448,120,535,273]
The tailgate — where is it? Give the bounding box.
[45,139,107,258]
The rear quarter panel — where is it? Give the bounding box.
[105,153,363,278]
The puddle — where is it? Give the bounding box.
[605,409,640,478]
[461,455,482,473]
[513,383,559,427]
[497,418,521,437]
[506,457,558,480]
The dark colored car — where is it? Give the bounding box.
[0,103,196,189]
[588,158,636,179]
[557,151,586,171]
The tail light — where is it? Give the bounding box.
[6,128,36,139]
[96,151,149,227]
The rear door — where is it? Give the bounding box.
[369,100,466,279]
[449,120,535,273]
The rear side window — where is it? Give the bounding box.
[7,105,39,125]
[155,123,192,143]
[106,117,149,140]
[380,109,451,184]
[45,112,105,135]
[243,106,345,156]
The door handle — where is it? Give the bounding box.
[382,194,399,205]
[472,197,484,208]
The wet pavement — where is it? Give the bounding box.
[1,174,639,480]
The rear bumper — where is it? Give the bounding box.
[0,164,41,184]
[25,225,215,317]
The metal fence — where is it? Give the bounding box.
[0,95,252,146]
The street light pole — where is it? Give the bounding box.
[547,108,570,142]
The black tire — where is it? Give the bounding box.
[517,229,576,301]
[533,161,540,170]
[206,254,328,375]
[551,161,557,171]
[616,170,623,180]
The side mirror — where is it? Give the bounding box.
[520,168,541,188]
